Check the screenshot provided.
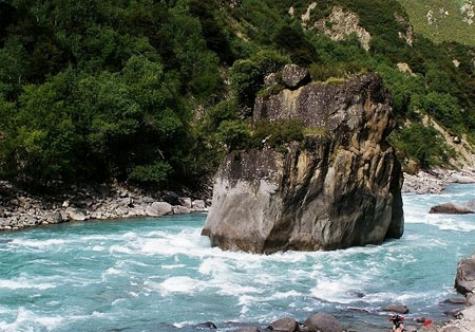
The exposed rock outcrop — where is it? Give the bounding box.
[203,72,404,253]
[455,256,475,295]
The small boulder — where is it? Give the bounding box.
[455,256,475,295]
[269,317,300,332]
[443,297,467,305]
[178,197,192,209]
[146,202,173,217]
[429,203,474,215]
[282,64,309,89]
[173,205,191,215]
[48,211,63,224]
[444,308,463,318]
[383,304,410,314]
[192,200,206,210]
[304,313,343,332]
[64,207,89,221]
[195,321,217,329]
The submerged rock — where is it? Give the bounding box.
[203,73,404,253]
[429,203,474,215]
[455,255,475,295]
[268,317,300,332]
[304,313,343,332]
[383,304,410,314]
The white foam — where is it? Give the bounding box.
[10,239,66,249]
[152,276,205,296]
[0,278,55,290]
[0,307,64,332]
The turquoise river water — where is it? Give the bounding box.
[1,184,475,331]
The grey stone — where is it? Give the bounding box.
[281,64,309,88]
[269,317,300,332]
[455,255,475,295]
[430,203,474,214]
[304,313,343,332]
[64,207,89,221]
[146,202,173,217]
[383,304,410,314]
[192,200,206,210]
[203,74,403,253]
[173,205,191,215]
[178,197,192,209]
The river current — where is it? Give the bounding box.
[1,184,474,331]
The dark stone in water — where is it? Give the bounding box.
[444,308,463,319]
[443,297,467,305]
[455,255,475,295]
[0,239,12,244]
[348,291,365,298]
[195,322,217,330]
[429,203,474,215]
[382,304,409,314]
[268,317,300,332]
[304,313,343,332]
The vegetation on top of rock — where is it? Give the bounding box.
[0,0,474,191]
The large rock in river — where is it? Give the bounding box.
[202,73,404,253]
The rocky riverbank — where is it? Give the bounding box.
[402,168,475,194]
[0,181,210,231]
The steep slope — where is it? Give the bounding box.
[398,0,475,46]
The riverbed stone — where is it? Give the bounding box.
[383,304,410,314]
[64,207,89,221]
[304,313,342,332]
[269,317,300,332]
[192,200,206,210]
[455,255,475,295]
[146,202,173,217]
[429,203,474,215]
[173,205,191,215]
[178,197,192,209]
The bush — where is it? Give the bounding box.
[389,124,455,169]
[217,120,252,150]
[252,119,304,148]
[129,161,173,186]
[230,50,289,107]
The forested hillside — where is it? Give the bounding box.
[398,0,475,46]
[0,0,474,191]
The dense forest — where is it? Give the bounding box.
[0,0,474,191]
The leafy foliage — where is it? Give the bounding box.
[0,0,474,190]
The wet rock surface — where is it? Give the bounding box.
[203,73,404,253]
[455,255,475,295]
[304,313,343,332]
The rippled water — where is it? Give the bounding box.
[0,185,474,332]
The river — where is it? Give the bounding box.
[1,184,474,331]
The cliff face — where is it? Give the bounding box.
[202,71,404,253]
